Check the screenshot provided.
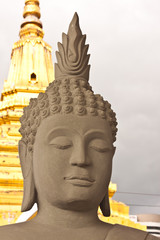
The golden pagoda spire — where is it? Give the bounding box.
[20,0,44,38]
[1,0,54,100]
[0,0,54,225]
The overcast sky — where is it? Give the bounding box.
[0,0,160,216]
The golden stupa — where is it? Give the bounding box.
[0,0,146,231]
[0,0,54,225]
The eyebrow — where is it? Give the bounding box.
[45,127,75,142]
[84,129,108,138]
[46,128,111,145]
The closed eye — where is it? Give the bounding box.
[51,144,72,149]
[89,138,111,153]
[49,136,73,150]
[89,146,109,153]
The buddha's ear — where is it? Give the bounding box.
[18,140,36,211]
[100,191,110,217]
[18,140,32,179]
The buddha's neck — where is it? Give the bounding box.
[32,202,100,229]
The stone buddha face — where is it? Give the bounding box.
[33,114,115,212]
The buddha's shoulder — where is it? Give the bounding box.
[106,224,159,240]
[0,221,34,240]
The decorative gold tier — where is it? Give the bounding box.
[0,121,23,226]
[1,38,54,98]
[21,0,43,37]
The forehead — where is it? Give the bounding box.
[36,114,112,138]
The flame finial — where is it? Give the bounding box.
[55,12,90,81]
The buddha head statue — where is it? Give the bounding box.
[18,13,117,218]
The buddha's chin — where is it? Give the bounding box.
[43,181,105,211]
[55,199,98,212]
[52,190,101,212]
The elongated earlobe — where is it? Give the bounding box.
[100,147,115,216]
[21,169,37,212]
[18,140,37,212]
[100,191,110,217]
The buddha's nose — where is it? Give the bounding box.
[69,143,90,167]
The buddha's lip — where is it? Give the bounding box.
[64,176,95,182]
